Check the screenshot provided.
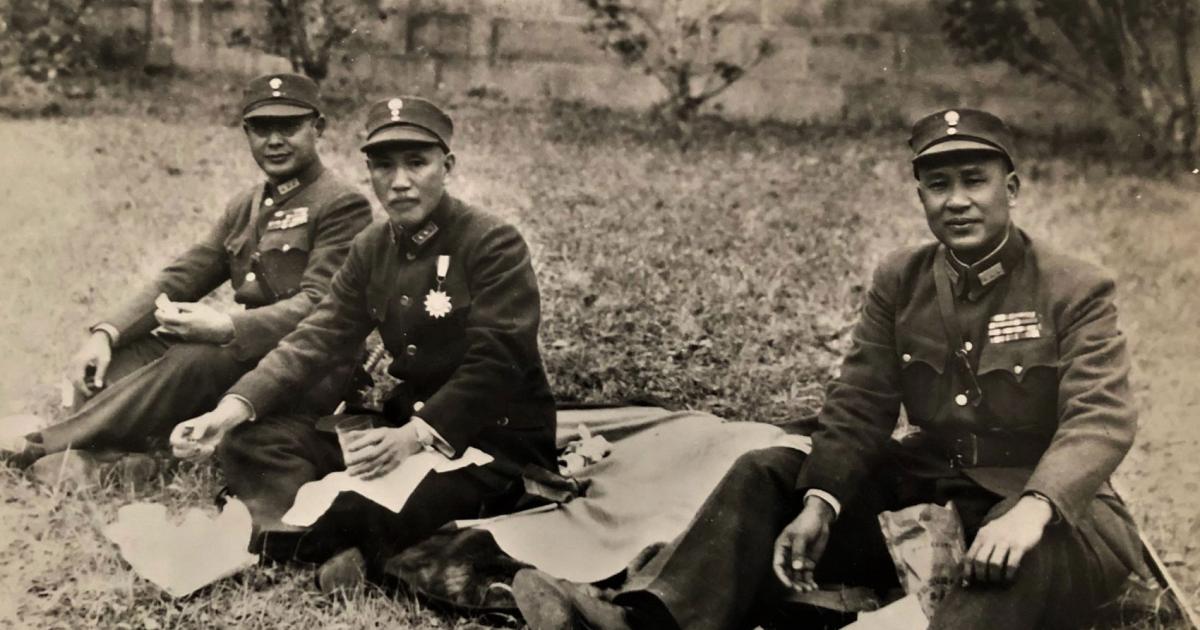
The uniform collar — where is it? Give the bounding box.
[266,160,324,202]
[388,192,452,251]
[944,224,1025,301]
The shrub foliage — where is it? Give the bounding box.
[941,0,1200,165]
[263,0,380,82]
[576,0,774,131]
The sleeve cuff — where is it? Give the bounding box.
[89,323,121,347]
[410,416,455,457]
[804,489,842,518]
[221,394,257,422]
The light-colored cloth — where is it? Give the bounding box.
[469,408,810,583]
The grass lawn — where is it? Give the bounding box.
[0,74,1197,628]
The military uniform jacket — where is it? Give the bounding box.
[227,193,556,459]
[796,227,1137,529]
[102,163,373,363]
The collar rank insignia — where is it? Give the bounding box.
[276,178,301,196]
[266,207,309,231]
[987,311,1041,344]
[424,255,452,319]
[978,262,1005,286]
[411,222,439,246]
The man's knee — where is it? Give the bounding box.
[159,342,247,387]
[723,447,807,492]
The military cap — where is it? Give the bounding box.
[360,96,453,153]
[909,108,1016,172]
[241,73,321,119]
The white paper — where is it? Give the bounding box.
[0,414,48,452]
[102,499,258,598]
[281,447,493,527]
[844,594,928,630]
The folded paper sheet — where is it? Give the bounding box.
[282,448,493,527]
[102,499,257,598]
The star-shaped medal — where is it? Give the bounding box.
[425,290,452,318]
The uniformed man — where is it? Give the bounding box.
[169,96,557,592]
[1,73,373,470]
[514,109,1147,630]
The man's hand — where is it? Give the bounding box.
[169,397,252,462]
[773,496,836,591]
[963,495,1054,585]
[71,331,114,396]
[155,301,235,344]
[343,425,423,480]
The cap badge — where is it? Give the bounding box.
[388,98,404,121]
[269,77,283,89]
[944,110,960,126]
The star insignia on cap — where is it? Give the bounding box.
[269,77,283,89]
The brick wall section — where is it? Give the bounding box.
[124,0,1108,131]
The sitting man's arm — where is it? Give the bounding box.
[170,230,379,460]
[776,257,906,590]
[964,270,1136,584]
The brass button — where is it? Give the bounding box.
[1013,364,1023,375]
[497,417,510,427]
[281,244,291,252]
[901,353,912,362]
[264,198,274,207]
[406,252,417,261]
[245,272,256,282]
[399,295,411,307]
[963,341,974,352]
[954,393,968,407]
[405,344,417,356]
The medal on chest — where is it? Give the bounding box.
[424,255,452,318]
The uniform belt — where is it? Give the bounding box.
[936,430,1046,469]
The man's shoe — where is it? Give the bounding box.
[513,569,633,630]
[316,547,367,594]
[28,450,101,489]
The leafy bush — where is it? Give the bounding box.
[262,0,381,82]
[940,0,1200,165]
[1,0,98,82]
[576,0,774,132]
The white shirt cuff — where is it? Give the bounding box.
[221,394,257,422]
[410,416,454,457]
[90,323,120,347]
[804,489,842,518]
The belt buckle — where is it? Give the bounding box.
[950,434,979,468]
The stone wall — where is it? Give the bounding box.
[112,0,1103,130]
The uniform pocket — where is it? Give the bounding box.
[897,332,947,374]
[256,226,312,299]
[977,336,1057,382]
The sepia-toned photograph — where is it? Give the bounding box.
[0,0,1197,627]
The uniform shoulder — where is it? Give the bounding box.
[1027,234,1117,296]
[445,196,521,239]
[311,167,370,203]
[872,241,939,286]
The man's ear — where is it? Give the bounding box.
[313,115,327,137]
[443,151,456,176]
[1006,171,1021,205]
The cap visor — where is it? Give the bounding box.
[361,125,444,152]
[914,138,1005,161]
[243,103,316,119]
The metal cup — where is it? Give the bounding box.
[334,415,374,460]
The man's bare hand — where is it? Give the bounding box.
[155,301,235,344]
[773,496,836,591]
[343,425,423,480]
[71,331,113,396]
[169,397,252,462]
[963,495,1054,585]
